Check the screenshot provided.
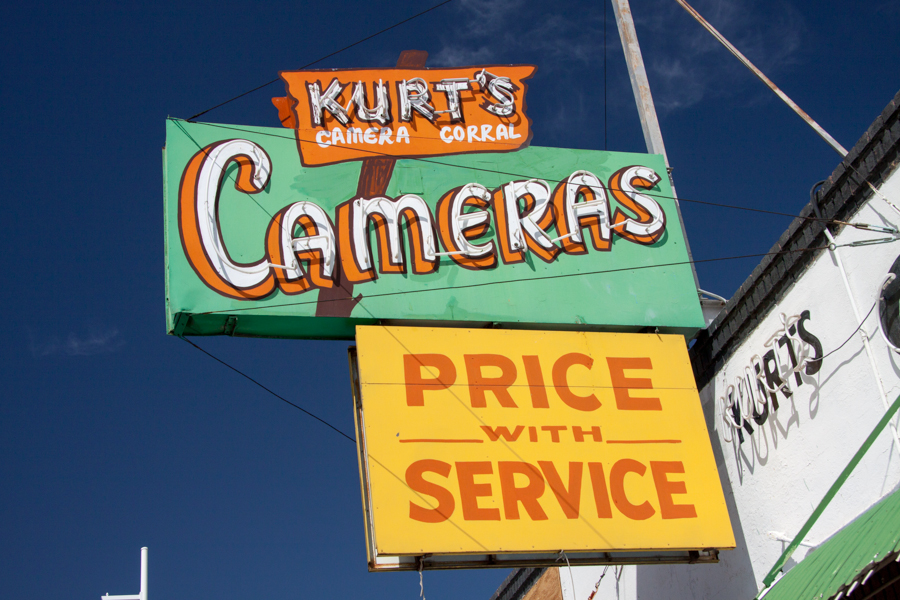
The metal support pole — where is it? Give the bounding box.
[102,547,147,600]
[610,0,701,291]
[610,0,669,163]
[140,547,148,600]
[674,0,848,157]
[674,0,900,452]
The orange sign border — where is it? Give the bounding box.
[280,65,536,167]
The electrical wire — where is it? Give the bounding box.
[172,172,891,558]
[171,120,275,219]
[341,286,620,549]
[168,118,863,227]
[586,565,611,600]
[178,240,624,548]
[166,120,898,327]
[557,550,576,599]
[178,335,356,442]
[806,300,878,365]
[174,270,885,567]
[169,3,900,565]
[195,246,831,316]
[177,333,495,552]
[187,0,454,121]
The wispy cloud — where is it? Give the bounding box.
[29,328,124,357]
[639,0,806,113]
[430,0,807,115]
[430,0,604,71]
[431,44,498,69]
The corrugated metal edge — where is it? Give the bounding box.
[762,487,900,600]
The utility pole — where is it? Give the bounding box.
[610,0,669,164]
[610,0,700,289]
[102,547,147,600]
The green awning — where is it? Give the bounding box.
[762,488,900,600]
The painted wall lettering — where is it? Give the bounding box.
[718,310,823,445]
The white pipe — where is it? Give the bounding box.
[140,547,148,600]
[699,289,728,303]
[102,547,147,600]
[767,531,815,548]
[824,229,900,455]
[610,0,701,291]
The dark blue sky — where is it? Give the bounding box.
[1,1,898,599]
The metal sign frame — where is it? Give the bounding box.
[349,327,734,571]
[350,347,720,571]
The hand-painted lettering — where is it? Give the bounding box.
[465,354,518,408]
[404,354,456,406]
[610,459,655,520]
[650,461,697,519]
[456,461,500,521]
[552,353,601,411]
[539,461,583,519]
[402,458,697,523]
[606,357,661,410]
[498,461,548,520]
[179,142,669,300]
[406,459,455,523]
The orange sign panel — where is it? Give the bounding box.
[280,66,535,166]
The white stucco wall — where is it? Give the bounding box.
[560,168,900,600]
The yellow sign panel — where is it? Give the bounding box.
[353,326,735,558]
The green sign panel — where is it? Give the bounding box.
[164,118,703,340]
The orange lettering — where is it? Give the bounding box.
[573,425,602,442]
[610,459,655,520]
[539,461,582,519]
[651,461,697,519]
[499,462,548,520]
[552,353,601,411]
[456,461,500,521]
[178,142,276,300]
[335,200,376,284]
[588,462,612,518]
[480,425,525,441]
[523,355,550,408]
[541,425,567,442]
[435,185,497,270]
[406,460,455,523]
[465,354,518,408]
[404,354,456,406]
[606,357,661,410]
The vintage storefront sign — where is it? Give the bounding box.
[717,310,823,445]
[351,326,735,568]
[277,66,535,166]
[164,119,704,340]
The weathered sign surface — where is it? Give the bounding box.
[164,119,704,339]
[278,66,535,166]
[352,326,735,566]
